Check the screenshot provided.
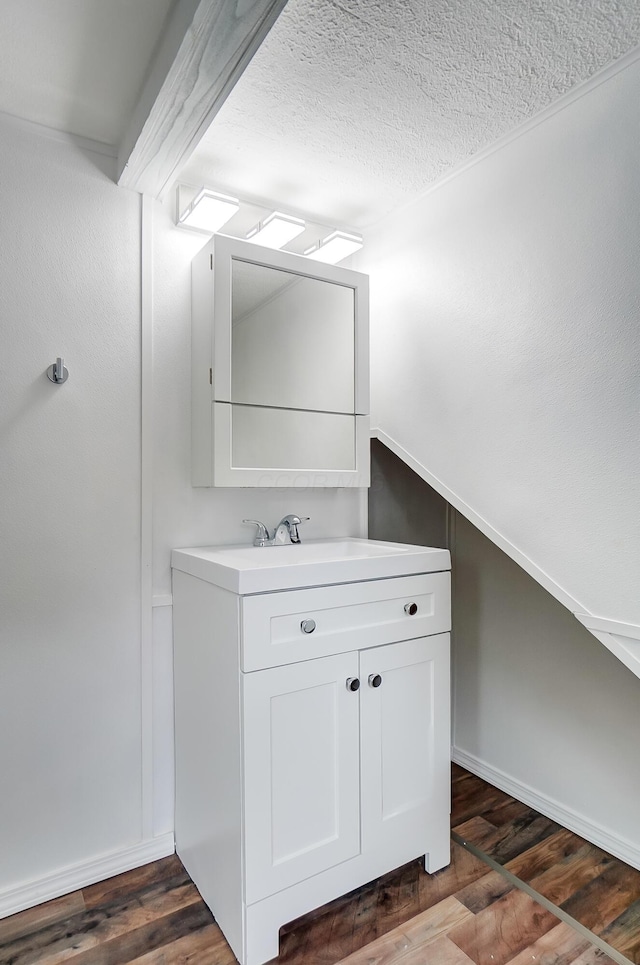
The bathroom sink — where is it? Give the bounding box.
[171,538,451,594]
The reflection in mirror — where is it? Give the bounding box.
[231,259,355,414]
[230,405,356,471]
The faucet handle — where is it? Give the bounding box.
[242,519,271,547]
[280,514,310,544]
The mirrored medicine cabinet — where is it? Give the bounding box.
[191,233,370,487]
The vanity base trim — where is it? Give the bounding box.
[246,833,450,965]
[179,816,451,965]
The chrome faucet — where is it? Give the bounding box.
[273,514,308,545]
[243,515,310,547]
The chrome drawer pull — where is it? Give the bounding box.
[300,619,316,634]
[368,673,382,688]
[346,677,360,692]
[404,602,418,615]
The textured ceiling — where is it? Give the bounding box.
[0,0,172,145]
[180,0,640,228]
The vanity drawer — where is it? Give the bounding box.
[241,572,450,671]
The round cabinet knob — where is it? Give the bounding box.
[368,673,383,688]
[404,602,418,616]
[300,619,316,634]
[346,677,360,692]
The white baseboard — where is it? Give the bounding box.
[452,747,640,872]
[0,833,175,920]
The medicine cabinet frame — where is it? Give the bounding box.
[191,233,370,488]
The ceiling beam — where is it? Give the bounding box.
[117,0,288,199]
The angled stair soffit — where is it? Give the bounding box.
[371,428,640,679]
[574,616,640,679]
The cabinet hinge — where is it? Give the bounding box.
[209,368,212,385]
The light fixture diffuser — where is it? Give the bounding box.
[246,211,306,248]
[305,230,363,264]
[179,188,239,233]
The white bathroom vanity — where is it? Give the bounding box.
[171,537,451,965]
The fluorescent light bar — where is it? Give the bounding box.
[179,188,239,233]
[305,230,363,264]
[246,211,306,248]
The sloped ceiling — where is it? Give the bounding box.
[0,0,172,145]
[180,0,640,227]
[2,0,640,226]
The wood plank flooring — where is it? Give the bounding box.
[1,765,639,964]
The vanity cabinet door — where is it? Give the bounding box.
[359,634,450,859]
[242,652,361,904]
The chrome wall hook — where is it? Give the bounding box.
[47,357,69,384]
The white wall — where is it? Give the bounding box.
[452,512,640,866]
[359,52,640,865]
[369,435,640,867]
[148,199,366,834]
[0,119,144,902]
[150,200,365,594]
[360,53,640,627]
[0,118,366,916]
[368,440,448,550]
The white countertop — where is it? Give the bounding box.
[171,537,451,594]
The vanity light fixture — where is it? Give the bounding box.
[304,230,363,264]
[178,188,239,233]
[246,211,306,248]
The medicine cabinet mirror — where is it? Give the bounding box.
[191,234,369,487]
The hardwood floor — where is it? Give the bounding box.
[2,765,639,965]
